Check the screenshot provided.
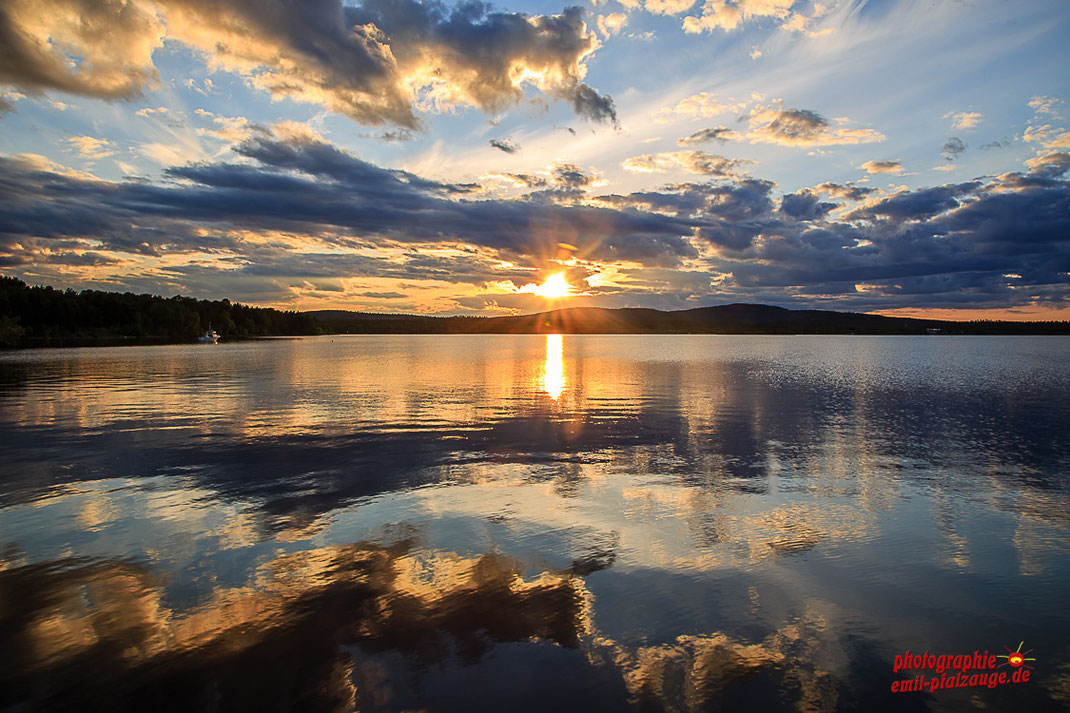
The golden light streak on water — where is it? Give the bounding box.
[541,333,565,400]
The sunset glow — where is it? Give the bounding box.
[0,0,1065,318]
[530,273,572,300]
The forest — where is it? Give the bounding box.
[0,276,320,346]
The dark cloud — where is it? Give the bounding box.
[361,291,406,299]
[0,0,614,127]
[0,133,700,277]
[485,172,547,188]
[487,170,547,186]
[981,138,1011,150]
[566,82,618,125]
[727,176,1069,310]
[745,105,884,146]
[780,190,836,220]
[512,163,602,206]
[942,137,967,161]
[847,182,980,222]
[598,165,1069,311]
[765,109,826,139]
[489,138,520,154]
[2,132,1067,313]
[677,126,739,146]
[599,179,776,254]
[0,96,15,117]
[551,163,594,189]
[377,130,416,142]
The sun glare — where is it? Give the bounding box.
[531,272,571,299]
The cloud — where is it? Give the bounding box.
[0,1,616,127]
[0,131,702,279]
[489,138,520,154]
[815,182,874,202]
[780,2,833,36]
[683,0,795,34]
[656,92,745,122]
[65,136,116,159]
[944,111,982,130]
[1029,96,1064,118]
[745,104,885,147]
[377,129,417,143]
[1023,124,1070,151]
[0,89,24,117]
[847,182,981,222]
[779,189,836,220]
[1024,152,1070,178]
[483,172,548,188]
[194,110,264,142]
[135,107,170,118]
[660,95,883,148]
[596,12,628,37]
[677,126,741,146]
[567,82,619,125]
[499,162,606,206]
[645,0,698,14]
[941,137,966,161]
[0,0,164,100]
[184,78,214,97]
[3,132,1068,314]
[551,162,598,190]
[622,151,748,176]
[860,160,903,175]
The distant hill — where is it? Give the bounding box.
[308,303,1070,335]
[304,310,428,321]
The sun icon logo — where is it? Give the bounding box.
[997,642,1036,670]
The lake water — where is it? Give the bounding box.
[1,335,1068,712]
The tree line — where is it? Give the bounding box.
[0,276,321,346]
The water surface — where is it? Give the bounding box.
[2,335,1068,711]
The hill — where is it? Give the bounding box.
[309,303,1070,336]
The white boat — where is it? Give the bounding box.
[198,325,219,343]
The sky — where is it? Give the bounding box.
[0,0,1068,319]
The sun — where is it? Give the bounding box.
[531,272,572,299]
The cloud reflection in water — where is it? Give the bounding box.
[1,335,1069,711]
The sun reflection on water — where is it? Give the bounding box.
[541,334,565,400]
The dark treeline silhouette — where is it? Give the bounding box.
[310,304,1070,336]
[3,275,1067,348]
[0,276,320,346]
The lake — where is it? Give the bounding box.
[1,335,1068,712]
